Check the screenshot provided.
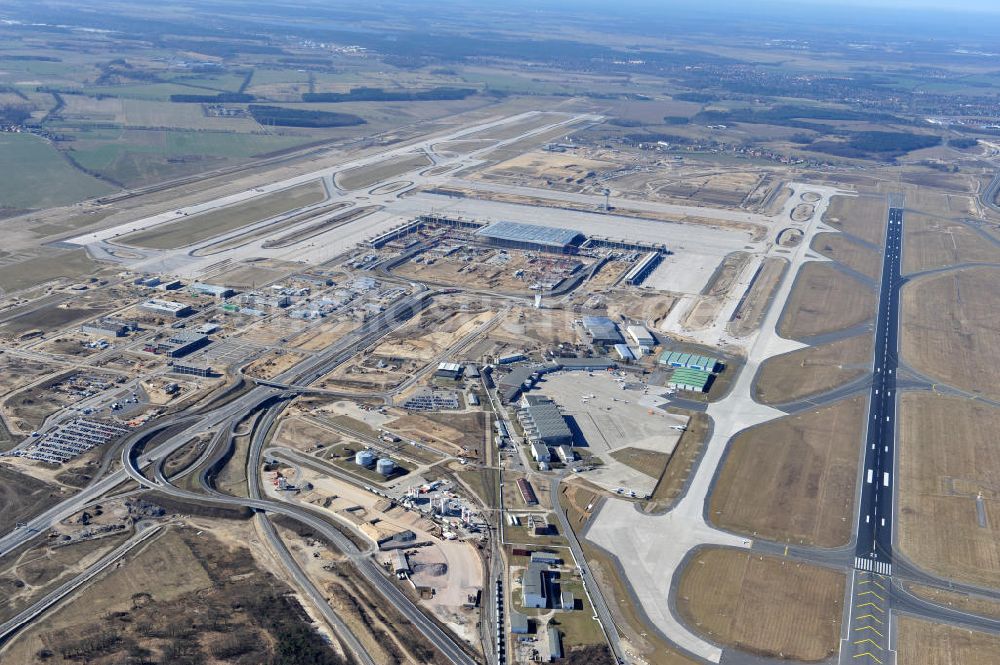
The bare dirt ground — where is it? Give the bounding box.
[243,350,306,380]
[811,232,882,280]
[273,416,341,454]
[287,319,358,351]
[897,392,1000,588]
[709,396,864,547]
[388,412,487,457]
[676,548,843,662]
[335,153,432,190]
[901,267,1000,400]
[790,203,815,222]
[822,194,887,246]
[896,616,1000,665]
[754,334,871,405]
[727,257,787,338]
[482,150,616,184]
[778,262,875,340]
[605,291,677,330]
[902,213,1000,274]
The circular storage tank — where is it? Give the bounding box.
[376,458,396,476]
[355,450,376,467]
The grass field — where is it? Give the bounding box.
[822,194,887,246]
[778,262,875,340]
[902,213,1000,274]
[901,267,1000,400]
[0,134,113,209]
[335,153,432,190]
[896,616,1000,665]
[69,128,312,187]
[0,466,61,535]
[676,548,843,661]
[0,250,103,293]
[120,180,327,249]
[709,396,864,547]
[897,393,1000,588]
[754,334,872,405]
[906,584,1000,620]
[645,412,709,511]
[811,232,882,280]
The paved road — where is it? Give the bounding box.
[549,476,626,664]
[254,515,376,665]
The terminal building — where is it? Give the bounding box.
[474,221,585,254]
[623,251,663,286]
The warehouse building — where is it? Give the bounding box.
[517,478,538,505]
[153,332,209,358]
[190,282,235,298]
[555,357,616,371]
[614,344,636,361]
[510,610,530,635]
[547,627,563,661]
[434,362,464,380]
[659,350,720,373]
[140,299,193,318]
[474,221,584,254]
[627,325,656,353]
[522,562,549,609]
[171,362,212,377]
[668,368,713,392]
[81,318,138,338]
[581,315,623,345]
[519,398,573,446]
[530,441,551,463]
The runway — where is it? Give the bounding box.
[854,203,903,575]
[842,197,903,665]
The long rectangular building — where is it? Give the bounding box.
[659,350,720,373]
[475,221,584,254]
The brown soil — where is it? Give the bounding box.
[822,194,887,246]
[901,267,1000,400]
[896,616,1000,665]
[897,393,1000,588]
[676,548,843,661]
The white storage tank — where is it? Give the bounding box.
[355,450,376,467]
[376,458,396,476]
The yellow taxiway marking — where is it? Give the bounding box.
[854,613,884,624]
[855,602,884,613]
[854,638,884,650]
[853,651,884,664]
[854,625,885,638]
[857,590,885,602]
[857,579,886,591]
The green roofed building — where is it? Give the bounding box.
[668,368,713,392]
[658,350,720,373]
